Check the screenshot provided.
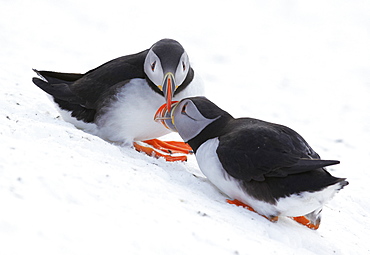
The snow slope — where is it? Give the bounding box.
[1,0,370,254]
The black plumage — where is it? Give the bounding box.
[185,97,347,201]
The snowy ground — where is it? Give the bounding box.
[1,0,370,254]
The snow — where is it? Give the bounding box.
[1,0,370,254]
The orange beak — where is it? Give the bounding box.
[154,101,179,132]
[162,73,176,111]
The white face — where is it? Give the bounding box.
[144,49,163,86]
[144,49,190,88]
[172,99,219,142]
[174,51,190,86]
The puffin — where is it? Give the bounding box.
[155,96,348,229]
[32,39,203,161]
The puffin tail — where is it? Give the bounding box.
[291,178,348,230]
[32,69,83,84]
[32,69,84,104]
[32,69,96,123]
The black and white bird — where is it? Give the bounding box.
[32,39,203,161]
[155,96,348,229]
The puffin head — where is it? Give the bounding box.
[144,39,192,111]
[155,97,232,143]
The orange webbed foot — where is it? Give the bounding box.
[226,199,279,222]
[143,139,193,154]
[290,216,320,230]
[134,139,190,162]
[227,199,320,229]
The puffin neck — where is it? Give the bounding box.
[175,68,194,95]
[145,77,163,96]
[187,115,233,153]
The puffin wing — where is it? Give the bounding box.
[73,51,149,108]
[34,50,148,105]
[32,50,149,122]
[216,118,339,182]
[270,158,339,177]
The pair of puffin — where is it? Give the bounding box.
[32,39,348,229]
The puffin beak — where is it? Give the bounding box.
[162,72,177,111]
[154,101,179,132]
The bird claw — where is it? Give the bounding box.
[134,139,191,162]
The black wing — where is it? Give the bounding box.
[32,50,148,122]
[216,118,339,182]
[70,50,148,105]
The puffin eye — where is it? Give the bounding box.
[182,61,186,71]
[151,61,156,71]
[181,102,188,114]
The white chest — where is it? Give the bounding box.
[196,138,256,201]
[95,77,203,144]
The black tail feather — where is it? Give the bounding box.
[32,69,96,123]
[33,69,83,84]
[32,77,84,104]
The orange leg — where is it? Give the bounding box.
[226,199,279,222]
[227,199,320,229]
[142,139,193,154]
[133,141,188,162]
[290,216,320,230]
